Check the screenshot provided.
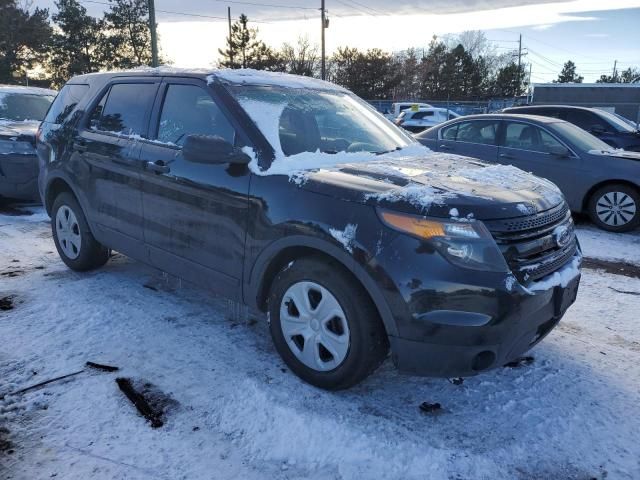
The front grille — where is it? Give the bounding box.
[485,203,577,284]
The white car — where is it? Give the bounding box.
[395,107,460,133]
[388,102,433,118]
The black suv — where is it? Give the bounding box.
[37,70,581,389]
[502,105,640,152]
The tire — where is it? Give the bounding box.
[588,183,639,232]
[268,256,389,390]
[51,192,110,271]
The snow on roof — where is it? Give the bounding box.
[0,85,56,96]
[210,69,348,92]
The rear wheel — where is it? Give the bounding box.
[51,192,110,271]
[268,256,388,390]
[588,184,639,232]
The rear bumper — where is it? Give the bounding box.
[0,153,40,201]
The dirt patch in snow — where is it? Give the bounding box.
[583,257,640,279]
[0,295,16,311]
[0,427,14,455]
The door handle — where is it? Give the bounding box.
[146,160,170,174]
[499,153,514,159]
[73,140,87,153]
[439,144,452,150]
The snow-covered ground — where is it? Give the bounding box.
[1,206,639,480]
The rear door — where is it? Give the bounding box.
[138,78,250,298]
[438,119,500,162]
[76,80,158,252]
[497,120,584,201]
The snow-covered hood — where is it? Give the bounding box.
[589,149,640,162]
[298,152,565,221]
[0,119,39,141]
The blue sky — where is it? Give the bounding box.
[39,0,640,82]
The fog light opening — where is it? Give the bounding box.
[472,351,496,372]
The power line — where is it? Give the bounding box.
[210,0,317,10]
[333,0,377,16]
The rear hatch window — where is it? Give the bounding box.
[44,84,89,124]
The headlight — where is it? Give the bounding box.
[0,139,34,155]
[378,209,509,272]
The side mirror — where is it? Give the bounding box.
[549,145,570,157]
[590,124,606,135]
[182,135,250,165]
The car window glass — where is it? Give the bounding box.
[455,120,497,145]
[566,110,608,132]
[44,84,88,124]
[504,122,538,150]
[538,130,565,153]
[157,84,235,146]
[92,83,155,136]
[441,124,458,140]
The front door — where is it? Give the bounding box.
[497,121,584,206]
[138,79,250,298]
[77,80,158,254]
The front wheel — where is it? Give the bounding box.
[268,257,388,390]
[588,184,639,232]
[51,192,110,271]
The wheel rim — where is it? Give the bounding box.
[55,205,81,259]
[596,191,637,227]
[279,281,350,372]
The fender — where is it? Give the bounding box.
[244,234,399,337]
[44,171,99,238]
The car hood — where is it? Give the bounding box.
[297,152,564,220]
[0,119,39,141]
[589,149,640,161]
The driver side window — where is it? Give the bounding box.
[157,84,235,146]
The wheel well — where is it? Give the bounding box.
[256,247,387,333]
[45,178,75,215]
[582,180,640,212]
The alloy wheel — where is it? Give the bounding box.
[55,205,82,259]
[279,281,350,372]
[595,191,637,227]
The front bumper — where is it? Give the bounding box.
[0,153,40,201]
[371,233,581,377]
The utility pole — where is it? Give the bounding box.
[321,0,326,80]
[148,0,158,67]
[228,7,234,67]
[516,33,522,97]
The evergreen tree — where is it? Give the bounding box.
[218,14,282,71]
[597,67,640,84]
[49,0,103,86]
[494,62,526,97]
[555,60,583,83]
[102,0,154,69]
[0,0,52,84]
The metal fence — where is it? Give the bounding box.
[366,98,524,116]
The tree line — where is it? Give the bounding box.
[2,2,638,98]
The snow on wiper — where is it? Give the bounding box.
[375,146,403,155]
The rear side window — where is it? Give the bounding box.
[455,120,498,145]
[44,84,88,124]
[412,111,434,120]
[91,83,156,137]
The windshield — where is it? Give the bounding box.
[228,85,414,157]
[0,93,54,121]
[550,121,613,152]
[596,109,638,133]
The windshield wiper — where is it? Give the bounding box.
[374,146,402,155]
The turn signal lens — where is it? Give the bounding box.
[380,211,446,239]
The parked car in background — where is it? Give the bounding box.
[395,107,460,133]
[0,85,56,201]
[389,102,432,118]
[417,114,640,232]
[502,105,640,152]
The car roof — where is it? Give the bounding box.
[444,113,562,123]
[0,85,56,96]
[69,67,347,92]
[505,105,598,113]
